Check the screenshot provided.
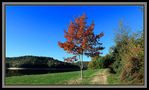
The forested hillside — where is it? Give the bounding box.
[6,55,80,69]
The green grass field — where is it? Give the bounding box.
[6,69,103,85]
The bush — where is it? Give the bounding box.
[88,56,104,69]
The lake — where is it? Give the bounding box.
[6,68,80,77]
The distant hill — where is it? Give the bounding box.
[6,55,80,69]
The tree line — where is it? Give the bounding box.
[6,55,80,69]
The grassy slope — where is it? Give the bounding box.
[107,73,121,84]
[6,69,101,85]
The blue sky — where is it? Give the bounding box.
[6,5,143,61]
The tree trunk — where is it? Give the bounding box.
[80,53,83,80]
[79,55,82,80]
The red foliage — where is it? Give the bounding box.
[64,56,78,63]
[58,13,104,57]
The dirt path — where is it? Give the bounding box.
[66,69,110,85]
[90,69,109,84]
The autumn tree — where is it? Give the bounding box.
[58,13,104,79]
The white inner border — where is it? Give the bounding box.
[2,2,147,88]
